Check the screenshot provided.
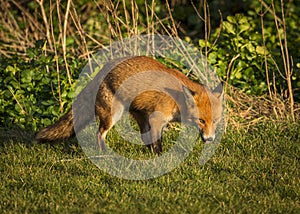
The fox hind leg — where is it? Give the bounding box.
[96,110,112,151]
[96,100,124,151]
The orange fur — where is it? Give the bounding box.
[36,56,223,154]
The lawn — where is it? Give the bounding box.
[0,121,299,213]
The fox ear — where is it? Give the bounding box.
[212,82,223,99]
[182,85,196,107]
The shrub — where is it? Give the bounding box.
[0,41,84,131]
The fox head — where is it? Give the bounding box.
[182,83,223,143]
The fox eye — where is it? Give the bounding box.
[199,119,205,124]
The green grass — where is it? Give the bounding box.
[0,121,299,213]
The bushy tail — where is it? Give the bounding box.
[35,109,74,142]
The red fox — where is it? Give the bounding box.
[36,56,223,154]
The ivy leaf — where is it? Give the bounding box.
[239,22,250,34]
[227,16,236,24]
[223,22,236,35]
[256,46,269,55]
[21,70,34,83]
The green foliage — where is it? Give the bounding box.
[248,0,300,95]
[198,1,300,97]
[199,14,270,94]
[1,0,299,131]
[0,41,84,131]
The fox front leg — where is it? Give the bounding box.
[152,137,163,155]
[149,111,168,155]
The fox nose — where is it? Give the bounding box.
[202,136,215,143]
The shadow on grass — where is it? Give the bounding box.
[0,125,81,154]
